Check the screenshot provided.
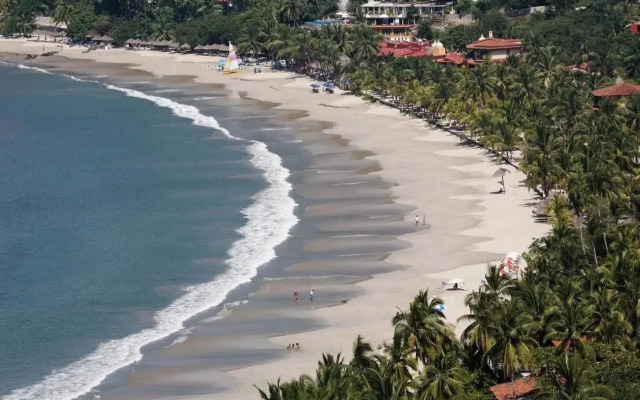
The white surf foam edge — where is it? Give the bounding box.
[5,77,298,400]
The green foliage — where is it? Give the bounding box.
[66,0,97,39]
[416,20,434,40]
[175,13,239,46]
[440,25,480,51]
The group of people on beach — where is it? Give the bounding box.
[293,289,314,303]
[286,343,301,352]
[415,214,427,225]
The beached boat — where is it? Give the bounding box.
[223,43,242,76]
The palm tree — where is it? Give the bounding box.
[483,299,537,380]
[378,332,417,383]
[53,0,73,27]
[280,0,304,26]
[237,21,267,56]
[522,122,563,198]
[351,25,381,62]
[536,353,614,400]
[415,353,470,400]
[545,299,595,358]
[392,290,450,365]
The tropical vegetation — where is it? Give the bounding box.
[2,0,640,398]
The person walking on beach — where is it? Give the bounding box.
[293,291,298,304]
[415,215,420,225]
[310,289,314,301]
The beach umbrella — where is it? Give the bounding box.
[323,82,335,88]
[180,43,191,50]
[493,167,510,193]
[101,36,113,42]
[125,38,135,44]
[310,83,320,88]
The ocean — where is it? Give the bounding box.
[0,63,296,399]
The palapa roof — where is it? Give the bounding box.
[467,38,522,50]
[489,378,537,400]
[125,38,136,44]
[194,45,204,50]
[180,43,191,49]
[592,81,640,97]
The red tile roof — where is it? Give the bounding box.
[592,82,640,97]
[378,41,431,58]
[437,53,465,65]
[467,38,522,50]
[490,378,537,400]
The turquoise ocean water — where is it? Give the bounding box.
[0,64,296,399]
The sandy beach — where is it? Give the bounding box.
[0,39,550,399]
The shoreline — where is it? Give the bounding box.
[0,40,549,399]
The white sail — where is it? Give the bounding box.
[224,42,239,72]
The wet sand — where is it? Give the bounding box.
[0,40,549,400]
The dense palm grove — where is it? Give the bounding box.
[3,0,640,398]
[254,3,640,400]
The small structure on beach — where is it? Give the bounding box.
[466,32,522,62]
[489,377,537,400]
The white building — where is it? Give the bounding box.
[361,1,451,25]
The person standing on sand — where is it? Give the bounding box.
[310,289,314,301]
[293,291,298,304]
[415,215,419,225]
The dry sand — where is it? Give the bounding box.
[0,40,550,399]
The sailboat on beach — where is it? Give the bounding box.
[223,42,241,75]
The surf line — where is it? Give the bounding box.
[5,74,298,400]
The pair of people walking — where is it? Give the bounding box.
[415,214,426,225]
[293,289,314,303]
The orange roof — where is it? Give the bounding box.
[437,53,465,65]
[592,82,640,97]
[467,38,521,50]
[490,378,537,400]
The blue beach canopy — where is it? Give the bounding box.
[310,83,320,88]
[323,82,334,88]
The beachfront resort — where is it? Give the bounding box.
[2,0,640,399]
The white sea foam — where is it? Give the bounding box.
[193,96,220,101]
[199,299,249,324]
[153,88,180,93]
[5,82,298,400]
[15,63,52,74]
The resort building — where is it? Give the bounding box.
[466,32,522,62]
[361,1,453,42]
